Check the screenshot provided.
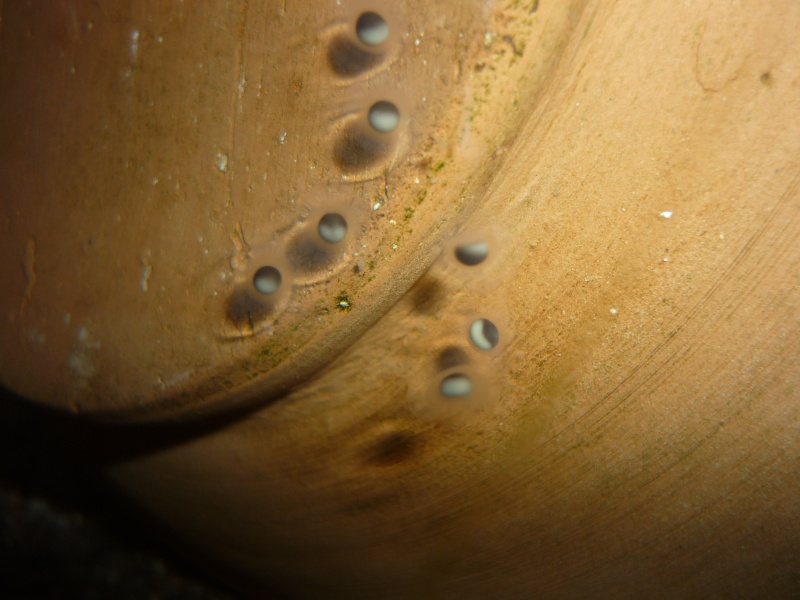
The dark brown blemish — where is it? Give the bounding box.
[364,431,419,467]
[409,276,448,315]
[284,232,339,274]
[332,121,392,172]
[437,346,469,371]
[327,33,384,77]
[225,287,273,328]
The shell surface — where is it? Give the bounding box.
[1,1,799,598]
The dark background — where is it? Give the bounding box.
[0,386,236,600]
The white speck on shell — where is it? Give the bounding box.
[140,264,152,292]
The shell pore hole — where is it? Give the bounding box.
[469,318,499,350]
[253,266,282,295]
[368,100,400,133]
[454,242,489,266]
[439,373,473,398]
[356,12,389,46]
[318,212,349,244]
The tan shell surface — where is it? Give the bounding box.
[2,0,800,598]
[1,0,502,419]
